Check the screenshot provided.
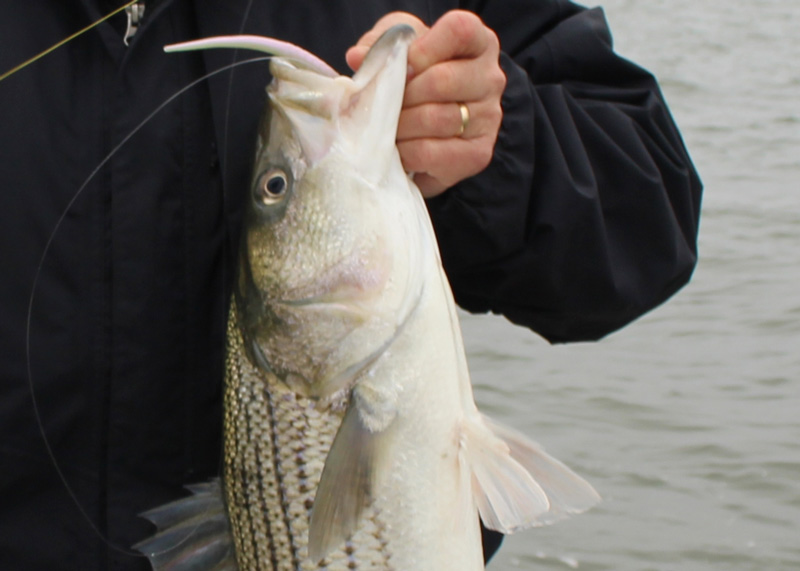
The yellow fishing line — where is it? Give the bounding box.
[0,1,137,82]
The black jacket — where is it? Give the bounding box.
[0,0,701,569]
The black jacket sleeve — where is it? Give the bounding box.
[428,1,702,343]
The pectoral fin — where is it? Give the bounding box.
[308,382,398,562]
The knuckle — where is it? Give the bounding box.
[399,139,433,172]
[489,28,500,51]
[426,105,449,134]
[487,101,503,127]
[444,10,480,48]
[410,106,434,135]
[418,139,438,167]
[493,67,507,93]
[446,105,463,135]
[471,141,494,172]
[489,100,503,125]
[442,65,459,97]
[429,64,458,100]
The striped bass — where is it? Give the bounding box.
[135,25,599,570]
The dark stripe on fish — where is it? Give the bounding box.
[265,380,302,570]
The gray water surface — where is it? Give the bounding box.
[474,1,800,569]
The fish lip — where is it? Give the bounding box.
[275,295,338,307]
[274,294,371,318]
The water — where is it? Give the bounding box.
[472,1,800,569]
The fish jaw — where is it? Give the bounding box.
[268,24,414,181]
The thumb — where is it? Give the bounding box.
[346,12,429,71]
[345,45,369,71]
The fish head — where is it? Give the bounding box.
[234,25,427,401]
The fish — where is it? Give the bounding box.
[134,25,600,570]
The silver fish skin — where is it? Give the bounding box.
[136,25,600,571]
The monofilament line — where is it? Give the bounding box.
[0,1,138,82]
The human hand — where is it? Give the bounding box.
[346,11,506,198]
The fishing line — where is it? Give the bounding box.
[25,55,271,557]
[0,1,138,82]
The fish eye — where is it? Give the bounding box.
[255,169,289,205]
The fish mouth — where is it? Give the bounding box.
[274,291,377,323]
[277,293,353,306]
[270,245,392,315]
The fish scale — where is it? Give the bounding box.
[225,302,394,570]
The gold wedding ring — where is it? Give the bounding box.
[456,102,470,137]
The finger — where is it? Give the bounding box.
[402,57,505,107]
[397,102,467,140]
[407,11,496,74]
[346,12,429,71]
[344,45,369,72]
[413,172,448,198]
[354,12,428,48]
[398,135,495,193]
[397,100,499,141]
